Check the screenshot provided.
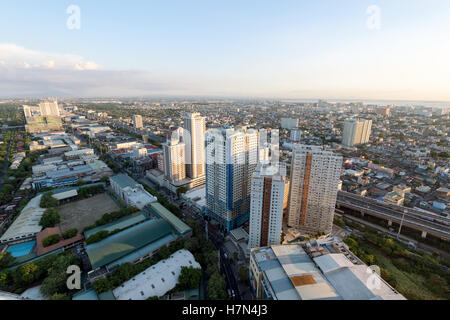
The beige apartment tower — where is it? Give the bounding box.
[184,113,206,179]
[342,119,372,147]
[288,145,342,235]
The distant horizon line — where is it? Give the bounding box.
[1,95,450,108]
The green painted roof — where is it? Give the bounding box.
[84,213,147,239]
[86,219,173,270]
[147,202,192,235]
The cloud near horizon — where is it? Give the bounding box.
[1,43,450,102]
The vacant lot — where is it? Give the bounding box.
[59,193,120,233]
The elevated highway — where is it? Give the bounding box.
[336,191,450,241]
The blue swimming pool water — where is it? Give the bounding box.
[6,241,36,257]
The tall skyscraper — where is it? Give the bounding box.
[132,115,144,129]
[205,127,258,231]
[163,128,186,182]
[288,145,342,235]
[248,163,290,249]
[183,113,206,179]
[341,119,372,147]
[39,100,60,117]
[23,106,32,120]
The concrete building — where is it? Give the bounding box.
[249,163,290,249]
[39,100,60,117]
[342,119,372,147]
[288,145,342,235]
[205,127,258,231]
[183,113,206,179]
[163,129,186,182]
[290,128,302,142]
[249,243,405,300]
[132,115,143,129]
[109,174,157,209]
[281,118,299,130]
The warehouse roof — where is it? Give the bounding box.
[112,249,201,300]
[0,195,45,243]
[86,219,174,270]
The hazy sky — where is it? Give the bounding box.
[1,0,450,100]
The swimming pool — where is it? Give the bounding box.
[6,241,36,257]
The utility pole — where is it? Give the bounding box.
[397,209,407,240]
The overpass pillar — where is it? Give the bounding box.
[388,220,392,226]
[421,231,427,239]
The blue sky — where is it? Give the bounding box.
[1,0,450,100]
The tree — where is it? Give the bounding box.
[42,234,61,247]
[40,253,80,297]
[238,266,249,283]
[62,228,78,240]
[49,293,70,300]
[13,262,42,287]
[207,271,227,300]
[0,252,15,269]
[93,278,113,293]
[40,192,58,208]
[39,209,60,228]
[178,267,202,290]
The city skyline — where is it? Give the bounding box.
[1,1,450,101]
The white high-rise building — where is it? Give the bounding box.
[281,118,299,130]
[205,127,258,231]
[288,145,342,235]
[39,100,60,117]
[23,106,32,119]
[342,119,372,147]
[248,163,290,249]
[163,128,186,182]
[132,115,144,129]
[183,113,206,179]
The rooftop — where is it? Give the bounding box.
[86,218,174,270]
[147,202,192,235]
[110,173,140,189]
[112,249,201,300]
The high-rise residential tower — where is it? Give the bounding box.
[288,145,342,235]
[39,100,60,117]
[132,115,144,129]
[341,119,372,147]
[163,128,186,183]
[183,113,206,179]
[205,127,258,231]
[248,163,290,249]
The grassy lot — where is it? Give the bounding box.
[339,216,450,300]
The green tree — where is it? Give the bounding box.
[207,271,227,300]
[13,262,42,287]
[0,252,15,269]
[178,267,202,290]
[40,192,58,208]
[49,293,70,300]
[62,228,78,239]
[39,209,60,228]
[93,278,113,293]
[238,266,249,283]
[42,234,61,247]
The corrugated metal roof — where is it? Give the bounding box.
[86,219,173,270]
[147,202,191,235]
